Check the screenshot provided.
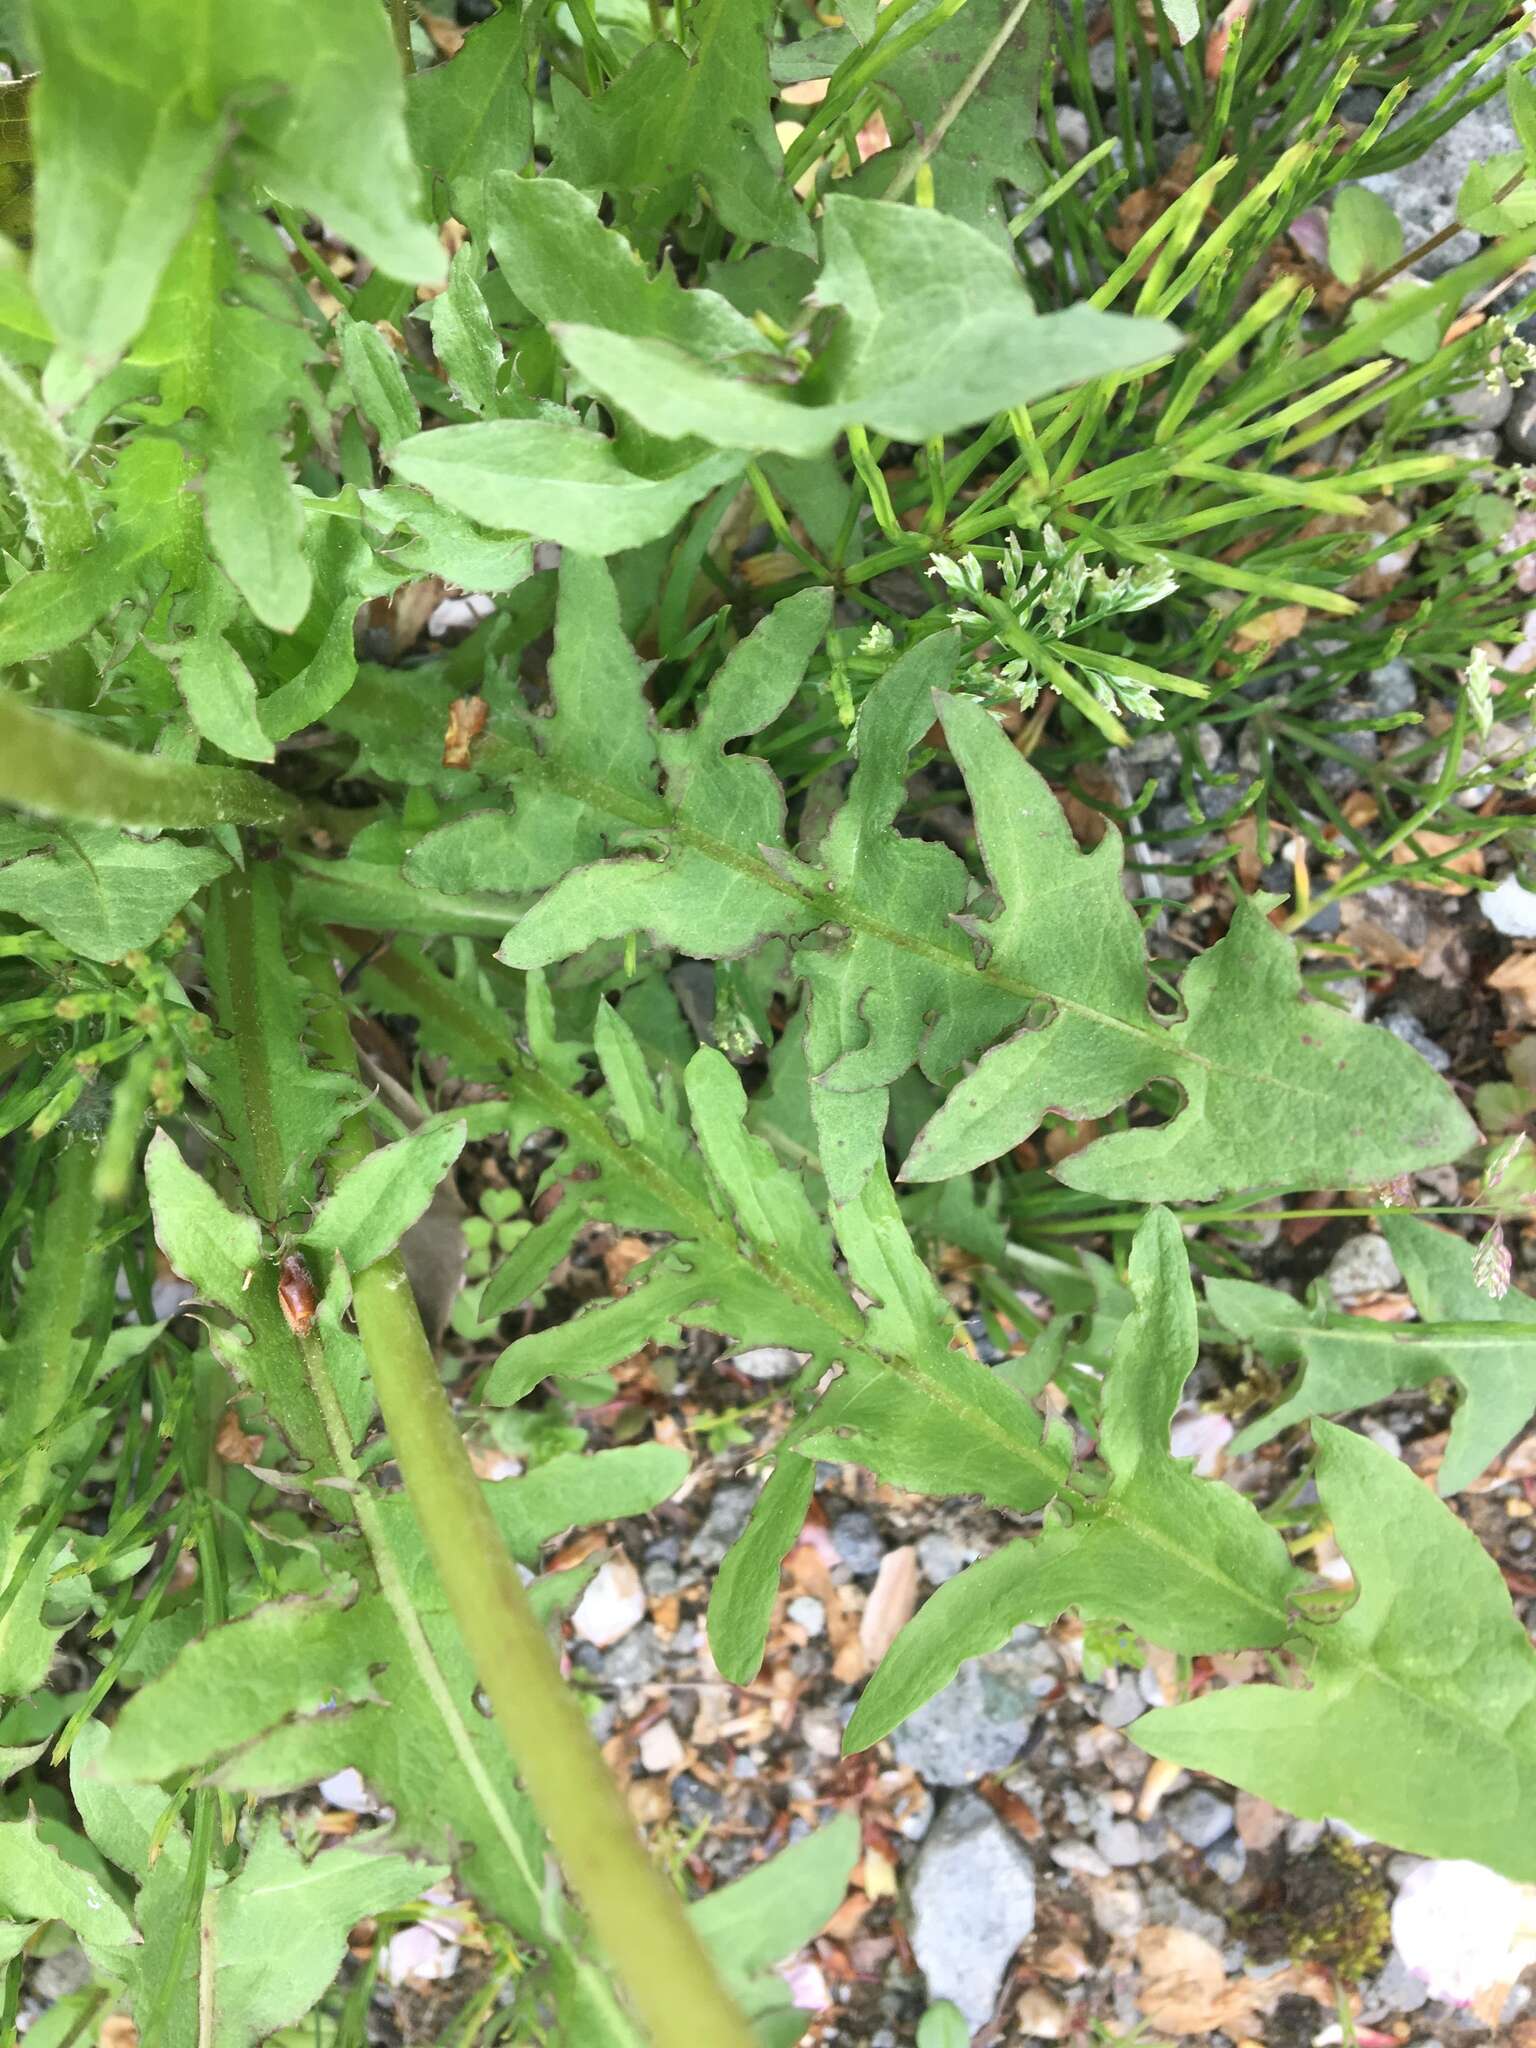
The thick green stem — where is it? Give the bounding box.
[306,979,756,2048]
[0,691,296,829]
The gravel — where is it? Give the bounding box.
[730,1346,805,1382]
[1095,1817,1156,1868]
[908,1793,1036,2030]
[1097,1681,1147,1729]
[1165,1788,1236,1850]
[916,1530,977,1584]
[1327,1232,1404,1306]
[1365,658,1417,714]
[687,1483,756,1567]
[1382,1006,1453,1074]
[891,1636,1048,1786]
[830,1509,886,1576]
[1357,48,1527,278]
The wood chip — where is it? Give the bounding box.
[1135,1757,1184,1820]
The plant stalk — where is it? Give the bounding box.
[306,976,756,2048]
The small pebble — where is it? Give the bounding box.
[1382,1006,1452,1074]
[1165,1788,1235,1850]
[1051,1839,1112,1879]
[1205,1836,1247,1885]
[916,1530,977,1584]
[1327,1232,1403,1307]
[1098,1682,1147,1729]
[1095,1818,1152,1868]
[787,1594,826,1637]
[730,1346,806,1382]
[831,1510,885,1577]
[637,1719,684,1774]
[572,1557,646,1648]
[1090,1882,1144,1939]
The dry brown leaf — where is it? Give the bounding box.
[1229,601,1309,658]
[214,1407,263,1466]
[418,10,465,53]
[627,1777,671,1826]
[1389,829,1483,894]
[1490,950,1536,1028]
[1035,1938,1091,1983]
[1227,815,1261,892]
[1044,1118,1100,1164]
[1135,1926,1298,2036]
[859,1546,918,1664]
[442,694,489,770]
[602,1235,654,1295]
[1344,1292,1417,1322]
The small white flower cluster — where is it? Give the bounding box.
[929,527,1178,724]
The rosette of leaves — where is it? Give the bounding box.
[339,550,1475,1208]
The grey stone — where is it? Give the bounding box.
[1482,873,1536,938]
[1087,38,1120,93]
[1095,1818,1155,1868]
[687,1483,756,1567]
[787,1595,825,1637]
[1091,1882,1144,1940]
[1287,1818,1326,1854]
[730,1345,805,1382]
[1328,1232,1403,1306]
[1142,1879,1229,1951]
[1342,883,1434,953]
[1192,722,1226,775]
[909,1793,1036,2030]
[1097,1680,1146,1728]
[1426,428,1501,469]
[1381,1006,1451,1074]
[1051,1838,1113,1879]
[1138,1662,1171,1707]
[643,1558,678,1597]
[1123,728,1181,796]
[1052,103,1091,161]
[1338,84,1385,125]
[892,1637,1049,1786]
[1205,1837,1248,1886]
[830,1509,885,1576]
[1165,1788,1235,1851]
[1509,388,1536,462]
[1366,658,1416,714]
[1356,44,1528,281]
[601,1623,663,1692]
[1449,374,1514,431]
[1364,1949,1432,2019]
[916,1530,977,1585]
[32,1949,93,2001]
